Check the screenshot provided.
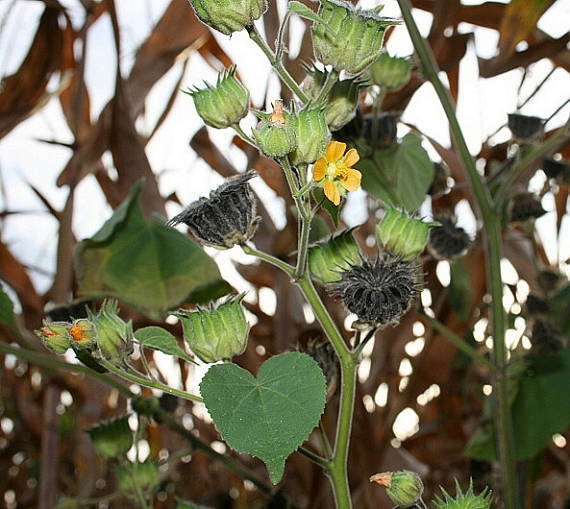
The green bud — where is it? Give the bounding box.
[370,470,424,506]
[254,101,297,157]
[176,294,250,363]
[369,52,413,91]
[308,228,361,283]
[185,67,249,129]
[289,107,331,166]
[69,319,97,350]
[324,78,363,131]
[376,207,439,260]
[312,0,397,74]
[433,479,492,509]
[189,0,267,35]
[116,461,160,500]
[35,321,71,354]
[86,415,133,459]
[132,396,160,417]
[88,300,133,362]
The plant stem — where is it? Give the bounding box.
[419,312,497,372]
[313,69,340,106]
[298,446,330,468]
[98,359,203,403]
[232,123,257,148]
[246,24,310,103]
[241,243,295,277]
[396,1,518,506]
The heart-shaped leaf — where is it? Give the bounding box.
[200,352,327,484]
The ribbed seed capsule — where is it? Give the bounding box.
[531,319,564,355]
[86,415,133,459]
[433,479,492,509]
[329,254,421,328]
[428,216,472,259]
[363,111,401,148]
[369,52,412,91]
[370,470,424,507]
[35,321,71,354]
[115,461,160,501]
[188,0,267,35]
[254,101,297,158]
[312,0,397,74]
[289,107,331,166]
[308,228,361,284]
[87,300,133,361]
[168,171,260,249]
[508,113,544,143]
[185,67,249,129]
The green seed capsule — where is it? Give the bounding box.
[312,0,397,74]
[189,0,267,35]
[254,101,297,157]
[308,228,361,283]
[433,479,492,509]
[35,321,71,354]
[186,67,249,129]
[369,52,413,91]
[376,207,439,260]
[289,107,331,165]
[87,300,133,362]
[324,78,363,131]
[370,470,424,507]
[176,294,249,363]
[86,415,133,459]
[116,461,160,500]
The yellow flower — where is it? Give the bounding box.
[312,141,361,206]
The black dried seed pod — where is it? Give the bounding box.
[329,254,421,328]
[509,192,546,222]
[363,112,401,148]
[525,294,549,316]
[508,113,544,142]
[305,338,338,400]
[531,319,564,355]
[428,216,472,259]
[428,162,450,196]
[542,157,569,179]
[537,269,565,295]
[168,171,260,249]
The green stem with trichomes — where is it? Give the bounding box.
[396,1,518,506]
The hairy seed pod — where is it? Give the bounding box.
[531,319,565,355]
[188,0,267,35]
[86,415,133,459]
[304,339,338,400]
[324,78,364,131]
[115,461,160,501]
[87,300,133,362]
[507,113,544,143]
[254,101,297,158]
[429,162,451,196]
[289,107,331,165]
[329,254,421,327]
[370,471,424,507]
[542,157,569,179]
[428,215,472,259]
[508,192,546,222]
[525,294,549,316]
[433,479,492,509]
[369,52,413,91]
[168,171,260,249]
[363,111,401,148]
[537,268,566,294]
[308,228,361,284]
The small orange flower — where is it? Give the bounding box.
[312,141,361,206]
[70,322,90,342]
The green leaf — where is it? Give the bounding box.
[549,283,570,337]
[448,258,472,320]
[289,2,335,38]
[0,284,16,328]
[200,352,327,484]
[134,326,196,364]
[360,132,434,211]
[466,349,570,460]
[313,187,340,226]
[74,182,229,320]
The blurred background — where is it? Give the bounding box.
[1,0,570,507]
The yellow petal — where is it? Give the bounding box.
[342,148,360,167]
[312,158,327,181]
[324,180,341,206]
[340,168,361,192]
[325,141,346,163]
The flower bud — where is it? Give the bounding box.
[369,52,413,91]
[325,78,363,131]
[508,113,544,143]
[508,192,546,222]
[370,470,424,507]
[88,300,133,361]
[428,215,472,260]
[176,294,249,363]
[35,321,71,354]
[185,67,249,129]
[289,107,331,165]
[363,111,401,148]
[116,461,160,500]
[69,319,97,350]
[377,207,439,260]
[169,171,260,249]
[87,415,133,459]
[308,228,361,283]
[433,479,492,509]
[254,101,297,158]
[312,0,396,74]
[329,254,421,328]
[188,0,267,35]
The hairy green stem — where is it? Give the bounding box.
[396,1,518,506]
[313,69,340,107]
[232,123,257,148]
[241,243,295,277]
[298,446,330,467]
[246,25,310,103]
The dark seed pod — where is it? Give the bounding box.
[428,216,472,259]
[531,319,564,355]
[428,162,450,196]
[45,300,92,322]
[333,108,364,143]
[537,269,565,295]
[509,192,546,222]
[329,254,421,328]
[507,113,544,142]
[304,339,338,400]
[542,157,569,179]
[168,171,260,249]
[363,111,401,148]
[525,294,549,316]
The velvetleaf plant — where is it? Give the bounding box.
[25,0,570,508]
